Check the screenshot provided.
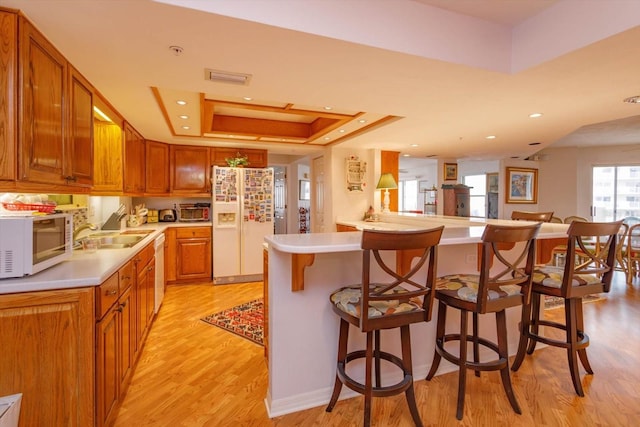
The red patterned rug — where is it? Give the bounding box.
[201,299,264,346]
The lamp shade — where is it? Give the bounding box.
[376,173,397,190]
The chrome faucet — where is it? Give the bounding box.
[73,223,98,241]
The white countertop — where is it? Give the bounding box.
[265,215,569,254]
[0,221,211,295]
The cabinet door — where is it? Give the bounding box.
[0,287,95,427]
[176,237,212,280]
[118,284,134,396]
[145,140,169,194]
[67,66,94,187]
[93,95,123,193]
[123,121,145,194]
[136,259,149,346]
[0,11,17,182]
[164,228,177,283]
[145,256,155,327]
[96,305,119,427]
[18,17,67,184]
[170,145,210,194]
[211,147,267,168]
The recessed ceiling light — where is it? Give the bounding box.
[324,136,331,140]
[410,144,419,147]
[358,119,367,123]
[176,100,187,105]
[528,142,541,146]
[623,95,640,103]
[179,115,189,119]
[181,126,190,130]
[403,154,411,157]
[243,97,253,101]
[486,135,496,140]
[324,106,332,110]
[529,113,543,118]
[339,129,346,133]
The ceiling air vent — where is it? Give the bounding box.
[205,68,252,85]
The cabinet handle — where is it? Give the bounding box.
[116,305,123,313]
[120,301,128,308]
[65,175,77,182]
[106,289,117,296]
[148,266,154,272]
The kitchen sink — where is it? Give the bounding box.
[78,230,153,250]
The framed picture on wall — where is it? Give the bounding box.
[443,163,458,181]
[506,167,538,203]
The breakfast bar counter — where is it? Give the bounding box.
[263,215,568,417]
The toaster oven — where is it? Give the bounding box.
[178,203,210,222]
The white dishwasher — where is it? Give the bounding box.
[154,233,165,314]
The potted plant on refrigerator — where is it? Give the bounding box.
[225,152,250,167]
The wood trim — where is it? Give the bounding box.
[381,151,399,212]
[292,253,315,291]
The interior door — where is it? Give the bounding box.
[312,156,324,233]
[274,166,287,234]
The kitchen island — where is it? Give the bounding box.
[263,214,568,417]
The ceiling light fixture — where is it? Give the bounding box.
[623,95,640,104]
[179,115,189,119]
[324,106,332,110]
[410,144,419,147]
[176,100,187,105]
[324,136,331,140]
[339,129,346,133]
[243,97,253,101]
[358,119,367,123]
[403,154,411,157]
[182,126,190,130]
[529,113,543,118]
[486,135,496,139]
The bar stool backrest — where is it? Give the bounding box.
[511,211,554,222]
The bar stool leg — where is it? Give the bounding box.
[400,325,423,427]
[565,298,585,397]
[326,318,349,412]
[575,300,593,374]
[456,309,468,420]
[472,312,480,377]
[496,310,521,414]
[426,301,447,380]
[512,294,533,372]
[374,330,382,388]
[364,331,374,427]
[526,293,542,354]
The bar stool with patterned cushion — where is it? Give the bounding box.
[511,220,623,396]
[425,223,540,420]
[326,227,444,427]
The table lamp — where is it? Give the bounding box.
[376,173,397,213]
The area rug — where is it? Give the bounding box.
[201,299,264,346]
[544,294,605,310]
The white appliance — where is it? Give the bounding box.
[212,166,274,284]
[0,214,72,278]
[154,232,165,313]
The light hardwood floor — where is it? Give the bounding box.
[114,273,640,426]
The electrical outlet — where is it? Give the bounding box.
[465,253,477,264]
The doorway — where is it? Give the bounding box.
[273,166,287,234]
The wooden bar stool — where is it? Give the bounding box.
[512,220,622,396]
[326,227,444,427]
[426,223,540,420]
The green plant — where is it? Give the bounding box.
[225,152,250,167]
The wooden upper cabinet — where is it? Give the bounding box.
[68,66,94,187]
[18,16,67,185]
[170,145,211,195]
[145,140,169,194]
[93,94,124,194]
[211,147,268,168]
[0,11,17,182]
[123,121,145,194]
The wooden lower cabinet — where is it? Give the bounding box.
[336,224,358,232]
[0,287,95,427]
[134,243,155,348]
[175,227,212,281]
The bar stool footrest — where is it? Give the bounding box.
[436,333,508,372]
[337,349,412,397]
[528,319,589,350]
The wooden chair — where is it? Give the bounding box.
[563,215,588,224]
[511,211,554,222]
[425,223,540,420]
[550,216,563,223]
[512,220,623,396]
[326,227,444,427]
[626,223,640,284]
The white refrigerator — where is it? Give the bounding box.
[212,166,274,284]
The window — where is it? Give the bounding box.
[593,165,640,221]
[399,179,418,212]
[463,174,487,218]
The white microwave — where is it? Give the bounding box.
[0,213,73,278]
